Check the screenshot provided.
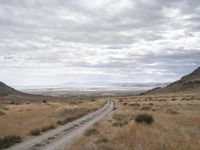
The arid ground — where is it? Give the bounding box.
[70,94,200,150]
[1,83,200,150]
[0,98,106,138]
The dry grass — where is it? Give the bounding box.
[70,95,200,150]
[0,99,106,138]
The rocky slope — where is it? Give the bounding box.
[0,81,18,96]
[0,81,49,104]
[143,66,200,95]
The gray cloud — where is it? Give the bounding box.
[0,0,200,86]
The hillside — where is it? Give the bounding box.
[143,66,200,95]
[0,81,50,104]
[0,81,18,96]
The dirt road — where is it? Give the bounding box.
[6,99,113,150]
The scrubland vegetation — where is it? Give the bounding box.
[0,135,22,149]
[0,98,106,140]
[70,94,200,150]
[135,114,154,124]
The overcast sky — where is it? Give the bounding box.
[0,0,200,86]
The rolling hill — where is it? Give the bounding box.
[143,66,200,95]
[0,81,49,103]
[0,81,19,96]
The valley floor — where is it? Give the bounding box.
[70,94,200,150]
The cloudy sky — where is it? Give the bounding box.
[0,0,200,86]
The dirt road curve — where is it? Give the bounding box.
[6,99,113,150]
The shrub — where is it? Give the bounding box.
[0,135,22,149]
[119,99,123,102]
[181,98,186,101]
[123,102,127,105]
[85,128,98,136]
[57,117,76,125]
[149,103,154,106]
[171,98,177,101]
[0,110,5,116]
[30,129,41,136]
[135,114,154,124]
[130,103,141,107]
[140,106,151,111]
[41,124,56,132]
[96,137,108,144]
[57,120,64,125]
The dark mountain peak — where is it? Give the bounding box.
[0,81,17,96]
[143,66,200,95]
[183,66,200,78]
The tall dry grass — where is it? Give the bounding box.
[0,99,106,138]
[69,95,200,150]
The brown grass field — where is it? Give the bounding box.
[70,94,200,150]
[0,98,106,138]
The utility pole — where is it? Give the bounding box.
[49,88,51,101]
[47,88,52,101]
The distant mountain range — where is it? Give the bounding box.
[1,65,200,100]
[143,66,200,95]
[57,82,170,89]
[3,65,200,98]
[110,82,169,88]
[13,82,170,90]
